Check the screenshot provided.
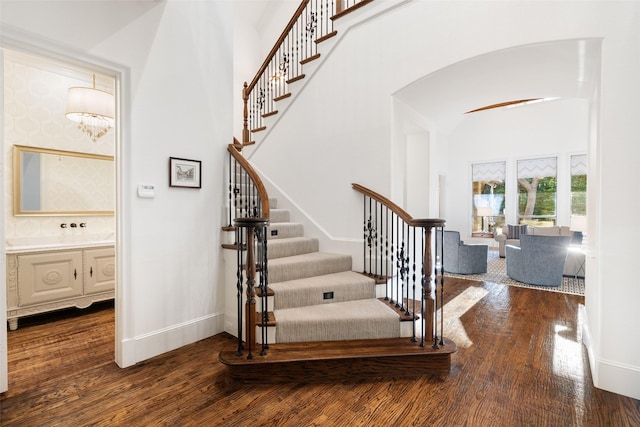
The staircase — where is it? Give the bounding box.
[219,176,456,384]
[219,0,456,384]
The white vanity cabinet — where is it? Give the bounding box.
[6,245,115,330]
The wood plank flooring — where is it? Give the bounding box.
[2,279,640,426]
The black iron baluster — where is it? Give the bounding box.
[232,159,238,222]
[397,227,408,311]
[388,211,394,302]
[436,227,444,349]
[384,207,389,282]
[378,201,383,279]
[439,226,445,347]
[418,227,425,345]
[361,196,364,272]
[228,154,232,227]
[252,178,258,217]
[258,226,269,355]
[366,197,376,275]
[394,214,400,306]
[235,225,244,356]
[408,226,415,317]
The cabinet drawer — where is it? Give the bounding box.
[17,251,83,306]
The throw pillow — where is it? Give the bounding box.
[507,224,527,239]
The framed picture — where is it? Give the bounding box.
[169,157,201,188]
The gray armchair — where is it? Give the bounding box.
[506,235,571,286]
[437,230,488,275]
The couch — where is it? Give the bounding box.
[495,224,575,257]
[436,230,488,275]
[506,235,571,286]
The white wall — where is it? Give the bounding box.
[589,8,640,398]
[241,1,640,399]
[1,0,233,370]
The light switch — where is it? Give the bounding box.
[137,184,155,198]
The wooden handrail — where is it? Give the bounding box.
[246,0,311,95]
[228,143,270,220]
[353,182,445,347]
[351,183,445,228]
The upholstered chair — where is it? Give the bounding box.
[506,235,571,286]
[437,230,488,275]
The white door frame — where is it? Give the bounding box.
[0,33,127,391]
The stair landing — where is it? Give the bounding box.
[219,337,457,385]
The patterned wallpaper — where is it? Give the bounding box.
[3,49,116,241]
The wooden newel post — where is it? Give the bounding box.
[242,82,250,147]
[234,218,269,360]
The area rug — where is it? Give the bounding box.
[444,250,585,296]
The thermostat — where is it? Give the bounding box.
[137,184,155,198]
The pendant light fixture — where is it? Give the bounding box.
[66,74,115,142]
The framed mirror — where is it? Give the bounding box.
[13,145,115,216]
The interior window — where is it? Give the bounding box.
[471,161,505,235]
[517,157,557,226]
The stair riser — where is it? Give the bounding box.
[258,287,374,311]
[269,285,375,310]
[268,223,304,239]
[269,256,352,283]
[222,352,453,385]
[267,237,319,259]
[269,209,290,223]
[256,284,404,310]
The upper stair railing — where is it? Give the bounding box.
[241,0,372,146]
[352,183,446,348]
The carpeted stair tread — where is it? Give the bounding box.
[268,222,304,239]
[268,252,352,283]
[274,298,401,343]
[268,236,319,259]
[269,271,376,309]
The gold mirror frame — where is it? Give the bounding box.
[13,145,115,216]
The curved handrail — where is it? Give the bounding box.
[351,183,444,228]
[228,144,270,220]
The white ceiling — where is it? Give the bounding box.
[0,0,164,51]
[393,38,601,136]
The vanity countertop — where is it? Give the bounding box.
[5,235,115,253]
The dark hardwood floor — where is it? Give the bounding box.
[2,278,639,426]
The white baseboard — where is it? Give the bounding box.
[580,304,640,400]
[596,359,640,400]
[118,312,224,368]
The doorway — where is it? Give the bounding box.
[0,45,121,393]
